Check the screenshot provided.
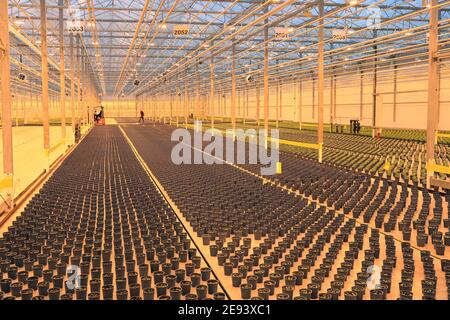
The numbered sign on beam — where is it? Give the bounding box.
[67,6,85,34]
[275,27,292,40]
[173,25,189,37]
[332,28,348,41]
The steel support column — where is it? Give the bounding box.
[210,56,215,133]
[426,0,439,188]
[317,0,324,163]
[70,35,75,137]
[40,0,50,161]
[263,6,269,141]
[59,0,66,140]
[231,41,237,140]
[0,0,14,199]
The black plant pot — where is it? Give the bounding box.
[103,273,114,286]
[116,278,127,291]
[327,288,340,300]
[240,283,252,300]
[7,266,18,280]
[141,276,152,290]
[61,294,73,300]
[154,271,164,284]
[232,273,242,287]
[370,289,384,300]
[276,293,290,300]
[175,269,185,283]
[185,263,195,276]
[399,290,412,300]
[162,275,174,289]
[264,281,275,296]
[344,291,357,300]
[102,285,114,300]
[156,282,168,297]
[307,283,319,299]
[48,287,61,300]
[116,289,128,300]
[18,271,28,284]
[213,292,225,300]
[210,245,218,257]
[103,261,112,273]
[129,283,141,298]
[247,276,257,290]
[257,288,270,300]
[189,273,200,287]
[43,270,53,283]
[196,285,207,300]
[33,265,43,278]
[128,272,138,285]
[11,282,23,297]
[0,278,12,293]
[318,293,332,300]
[88,292,100,300]
[38,281,49,296]
[143,288,155,300]
[169,287,182,300]
[200,268,211,281]
[282,286,294,300]
[185,293,198,300]
[207,279,218,295]
[75,287,87,300]
[53,275,64,289]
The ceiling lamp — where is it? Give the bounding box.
[348,0,358,6]
[160,23,167,29]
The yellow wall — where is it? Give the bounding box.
[102,99,137,118]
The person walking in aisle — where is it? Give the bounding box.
[139,110,145,124]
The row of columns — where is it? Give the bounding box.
[0,1,97,204]
[140,1,440,183]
